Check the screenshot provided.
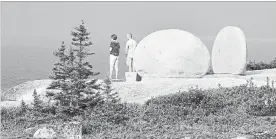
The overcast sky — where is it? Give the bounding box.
[2,2,276,57]
[1,2,276,90]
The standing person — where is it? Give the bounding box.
[125,33,137,72]
[109,34,120,79]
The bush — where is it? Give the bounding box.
[81,81,276,138]
[143,82,276,135]
[246,86,276,116]
[82,103,141,134]
[32,89,44,113]
[147,84,276,117]
[20,100,28,114]
[246,58,276,71]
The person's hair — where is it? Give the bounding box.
[111,34,117,40]
[127,33,132,38]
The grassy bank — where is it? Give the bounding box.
[2,83,276,139]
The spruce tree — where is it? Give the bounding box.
[32,89,43,112]
[69,20,100,107]
[47,21,101,115]
[20,100,27,114]
[48,41,69,89]
[103,77,120,104]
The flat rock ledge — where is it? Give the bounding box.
[1,69,276,106]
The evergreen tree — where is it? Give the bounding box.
[32,89,43,112]
[103,77,120,104]
[48,41,69,89]
[69,20,100,108]
[20,100,27,114]
[47,21,101,115]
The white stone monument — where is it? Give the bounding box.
[212,26,247,75]
[133,29,210,78]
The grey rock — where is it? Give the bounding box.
[33,126,57,139]
[232,136,248,139]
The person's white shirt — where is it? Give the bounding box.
[125,39,137,58]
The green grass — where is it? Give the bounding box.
[2,84,276,139]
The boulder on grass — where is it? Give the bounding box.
[33,126,57,139]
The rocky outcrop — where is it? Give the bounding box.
[1,79,106,108]
[112,68,276,104]
[33,126,57,139]
[1,69,276,106]
[2,80,52,101]
[32,122,82,139]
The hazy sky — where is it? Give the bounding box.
[1,2,276,90]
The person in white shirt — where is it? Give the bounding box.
[125,33,137,72]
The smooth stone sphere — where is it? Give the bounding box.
[212,26,247,75]
[133,29,210,78]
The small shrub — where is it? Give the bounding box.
[103,77,121,104]
[20,100,28,115]
[32,89,43,113]
[246,58,276,71]
[246,86,276,116]
[82,103,141,135]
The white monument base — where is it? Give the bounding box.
[125,72,142,82]
[111,79,124,82]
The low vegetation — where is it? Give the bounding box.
[2,79,276,139]
[206,57,276,75]
[246,58,276,71]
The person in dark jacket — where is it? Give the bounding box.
[109,34,120,79]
